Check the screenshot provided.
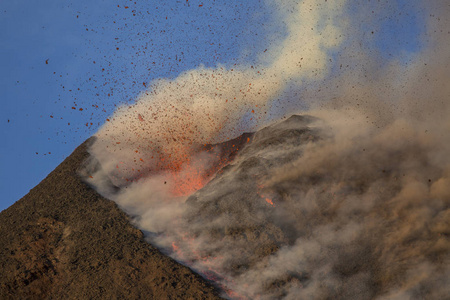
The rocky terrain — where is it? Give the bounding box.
[0,138,221,300]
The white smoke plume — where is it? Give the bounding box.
[88,0,347,186]
[82,0,450,299]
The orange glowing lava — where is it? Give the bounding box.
[172,241,179,251]
[257,183,275,207]
[168,160,212,197]
[265,198,274,206]
[163,132,254,197]
[226,289,248,300]
[109,132,253,197]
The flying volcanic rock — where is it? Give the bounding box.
[0,139,221,299]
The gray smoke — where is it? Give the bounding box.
[132,112,449,299]
[82,0,450,299]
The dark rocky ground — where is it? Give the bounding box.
[0,138,222,300]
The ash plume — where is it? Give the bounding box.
[88,0,347,186]
[83,0,449,299]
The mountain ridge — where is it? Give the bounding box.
[0,138,222,299]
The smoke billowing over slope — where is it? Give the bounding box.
[88,0,347,184]
[83,0,450,299]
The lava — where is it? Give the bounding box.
[265,198,274,206]
[168,159,212,197]
[162,132,254,197]
[171,242,180,254]
[257,183,276,207]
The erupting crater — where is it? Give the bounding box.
[156,132,254,197]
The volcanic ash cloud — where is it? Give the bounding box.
[82,0,450,299]
[87,0,347,188]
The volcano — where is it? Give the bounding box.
[1,114,449,299]
[86,114,449,299]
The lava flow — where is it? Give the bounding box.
[165,132,254,197]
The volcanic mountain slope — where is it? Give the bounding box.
[155,115,449,299]
[0,138,222,299]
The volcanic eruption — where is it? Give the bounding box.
[81,0,450,299]
[83,0,449,298]
[2,0,448,299]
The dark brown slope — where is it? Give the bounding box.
[0,138,222,300]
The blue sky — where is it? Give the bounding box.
[0,0,424,211]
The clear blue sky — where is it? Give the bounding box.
[0,0,424,211]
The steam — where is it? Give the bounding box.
[83,0,449,299]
